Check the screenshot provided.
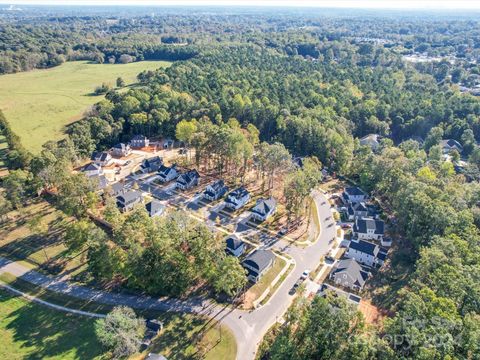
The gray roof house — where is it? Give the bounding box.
[130,135,150,148]
[225,235,245,257]
[203,180,228,201]
[91,151,112,166]
[242,249,275,283]
[346,238,387,268]
[347,202,369,220]
[145,354,167,360]
[116,190,143,212]
[141,156,163,173]
[251,197,277,222]
[83,163,103,177]
[112,143,131,158]
[176,169,200,190]
[89,174,109,191]
[359,134,382,151]
[108,182,126,197]
[330,258,370,291]
[342,187,367,204]
[145,200,165,217]
[225,187,250,210]
[440,139,463,154]
[353,218,384,240]
[158,164,178,183]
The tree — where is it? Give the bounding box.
[0,193,12,223]
[212,256,247,297]
[64,219,106,255]
[3,169,32,209]
[175,119,197,160]
[95,306,145,359]
[116,77,125,88]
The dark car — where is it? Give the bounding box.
[289,278,304,295]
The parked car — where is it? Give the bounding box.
[124,160,131,166]
[301,269,310,280]
[325,255,335,263]
[289,278,304,295]
[341,223,352,229]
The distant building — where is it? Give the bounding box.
[130,135,150,148]
[225,187,250,210]
[176,169,200,190]
[242,249,275,283]
[141,156,163,173]
[116,190,143,212]
[346,239,387,267]
[225,235,245,257]
[359,134,382,151]
[203,180,228,201]
[83,163,103,177]
[158,164,178,183]
[440,139,463,154]
[342,187,367,204]
[251,197,277,222]
[108,182,126,197]
[112,143,131,158]
[91,151,112,166]
[330,258,370,291]
[145,200,165,217]
[352,217,384,240]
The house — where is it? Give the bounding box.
[330,258,370,291]
[342,187,367,204]
[89,174,108,191]
[83,163,103,177]
[203,180,228,201]
[108,182,126,197]
[225,187,250,210]
[242,249,275,283]
[353,217,384,240]
[225,235,245,257]
[158,164,178,183]
[440,139,463,154]
[116,190,143,212]
[346,238,387,267]
[251,197,277,222]
[130,135,150,148]
[112,143,131,158]
[141,156,163,173]
[176,169,200,190]
[359,134,382,151]
[145,354,167,360]
[91,151,112,166]
[347,202,369,220]
[145,200,165,217]
[292,156,304,169]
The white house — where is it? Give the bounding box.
[251,197,277,222]
[346,239,387,267]
[203,180,228,201]
[440,139,463,154]
[176,169,200,190]
[225,187,250,210]
[158,164,178,183]
[225,235,245,257]
[91,151,112,166]
[83,163,103,177]
[116,190,143,212]
[342,187,367,204]
[359,134,382,151]
[330,258,370,291]
[112,143,131,158]
[353,218,384,240]
[130,135,150,148]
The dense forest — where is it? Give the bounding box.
[2,5,480,359]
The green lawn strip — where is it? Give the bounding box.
[247,257,287,304]
[260,261,294,307]
[0,288,105,360]
[0,273,237,360]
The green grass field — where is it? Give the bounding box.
[0,60,171,153]
[0,289,105,360]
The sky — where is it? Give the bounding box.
[1,0,480,10]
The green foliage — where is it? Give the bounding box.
[95,306,145,359]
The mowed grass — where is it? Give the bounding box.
[0,60,171,153]
[0,289,105,360]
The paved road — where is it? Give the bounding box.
[0,190,335,360]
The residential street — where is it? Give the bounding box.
[0,190,335,360]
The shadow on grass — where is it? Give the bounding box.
[0,289,105,360]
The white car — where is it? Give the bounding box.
[301,269,310,279]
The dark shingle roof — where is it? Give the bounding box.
[225,235,243,251]
[113,143,129,150]
[159,164,176,176]
[145,200,165,216]
[117,190,142,204]
[353,218,384,235]
[349,239,378,256]
[84,163,101,172]
[251,197,276,216]
[177,169,200,186]
[227,187,249,200]
[345,187,365,196]
[132,134,148,141]
[332,258,369,287]
[243,250,275,272]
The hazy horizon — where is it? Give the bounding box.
[2,0,480,11]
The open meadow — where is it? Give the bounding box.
[0,60,171,153]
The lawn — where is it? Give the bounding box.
[0,60,171,153]
[0,288,105,360]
